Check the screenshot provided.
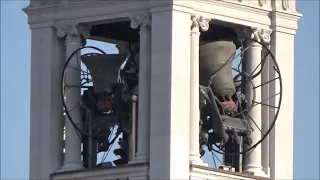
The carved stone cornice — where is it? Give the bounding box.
[191,15,211,32]
[236,27,272,44]
[129,14,151,29]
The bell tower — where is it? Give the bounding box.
[24,0,301,179]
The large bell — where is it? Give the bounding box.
[199,41,236,99]
[82,54,127,93]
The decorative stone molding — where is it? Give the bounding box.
[129,14,151,29]
[23,1,301,34]
[29,0,63,7]
[236,27,272,44]
[191,15,211,32]
[258,0,267,7]
[57,24,91,38]
[252,28,272,44]
[57,25,79,38]
[271,0,297,12]
[282,0,290,10]
[57,24,92,44]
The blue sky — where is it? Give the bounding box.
[1,1,319,179]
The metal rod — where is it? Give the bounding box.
[131,95,138,159]
[239,136,243,172]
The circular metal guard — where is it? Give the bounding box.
[199,36,282,168]
[61,46,125,150]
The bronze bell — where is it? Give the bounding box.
[82,54,126,93]
[199,41,237,99]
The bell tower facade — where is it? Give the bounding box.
[24,0,301,179]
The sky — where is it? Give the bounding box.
[0,1,319,179]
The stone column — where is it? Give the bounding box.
[57,24,89,171]
[129,14,151,163]
[242,28,271,177]
[189,15,210,165]
[260,30,272,176]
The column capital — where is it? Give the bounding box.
[129,13,151,29]
[236,27,272,44]
[252,28,272,44]
[56,24,92,43]
[191,15,211,32]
